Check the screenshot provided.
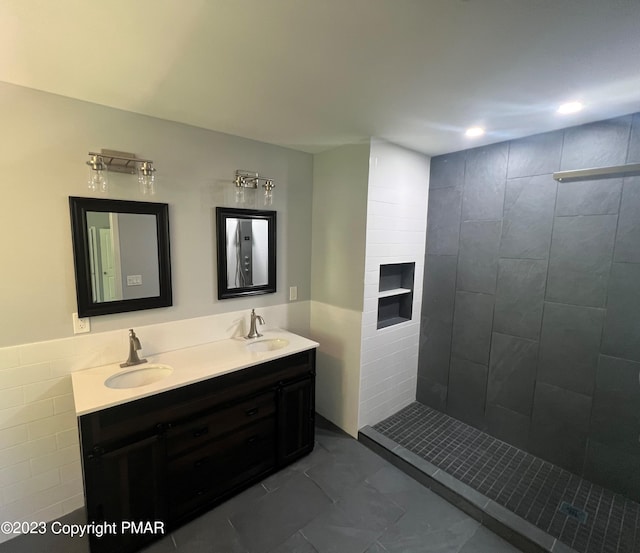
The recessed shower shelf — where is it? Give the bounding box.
[377,316,412,330]
[377,263,415,330]
[378,287,412,299]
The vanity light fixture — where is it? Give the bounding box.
[86,150,157,195]
[234,170,275,206]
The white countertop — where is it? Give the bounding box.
[71,329,319,416]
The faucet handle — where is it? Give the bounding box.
[120,328,146,367]
[246,309,264,339]
[129,329,141,350]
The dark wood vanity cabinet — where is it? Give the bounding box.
[278,377,315,464]
[79,349,316,553]
[82,435,168,553]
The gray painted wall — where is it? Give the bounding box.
[117,213,160,300]
[311,143,370,312]
[0,81,313,346]
[417,113,640,501]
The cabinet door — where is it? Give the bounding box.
[277,376,315,465]
[84,435,167,553]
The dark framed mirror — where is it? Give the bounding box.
[216,207,276,299]
[69,196,172,317]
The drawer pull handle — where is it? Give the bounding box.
[194,456,209,469]
[247,435,259,445]
[245,408,259,417]
[193,427,209,438]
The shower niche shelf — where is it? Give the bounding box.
[377,262,415,329]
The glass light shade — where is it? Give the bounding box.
[139,173,156,195]
[87,164,108,193]
[138,163,156,195]
[263,180,274,206]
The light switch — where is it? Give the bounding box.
[127,275,143,286]
[289,286,298,301]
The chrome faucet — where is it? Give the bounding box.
[246,309,265,339]
[120,329,148,368]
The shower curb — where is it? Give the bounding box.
[358,425,579,553]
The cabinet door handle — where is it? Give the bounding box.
[87,446,105,460]
[193,427,209,438]
[245,407,259,417]
[247,435,259,445]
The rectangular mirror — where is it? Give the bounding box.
[69,196,172,317]
[216,207,276,299]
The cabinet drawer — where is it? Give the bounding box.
[167,417,276,517]
[166,391,275,458]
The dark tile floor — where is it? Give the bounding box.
[372,403,640,553]
[0,416,521,553]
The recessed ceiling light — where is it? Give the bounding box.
[557,101,584,115]
[465,127,485,138]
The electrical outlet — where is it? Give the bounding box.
[289,286,298,301]
[72,312,91,334]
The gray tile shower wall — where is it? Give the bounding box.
[417,113,640,501]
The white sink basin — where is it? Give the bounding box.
[245,338,289,353]
[105,364,173,389]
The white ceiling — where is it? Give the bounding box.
[2,0,640,156]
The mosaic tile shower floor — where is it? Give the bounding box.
[372,402,640,553]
